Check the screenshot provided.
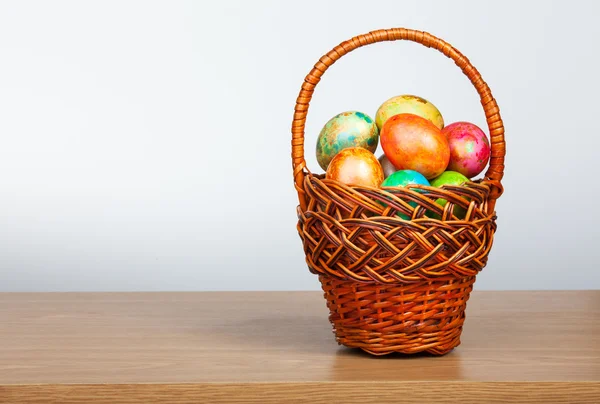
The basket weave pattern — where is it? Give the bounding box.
[291,29,505,355]
[320,276,474,355]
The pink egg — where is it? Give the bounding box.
[442,122,490,179]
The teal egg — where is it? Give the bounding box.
[428,171,470,219]
[381,170,430,219]
[316,111,379,170]
[382,169,430,188]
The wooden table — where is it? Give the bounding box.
[1,291,599,403]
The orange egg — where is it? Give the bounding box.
[326,147,384,188]
[380,114,450,179]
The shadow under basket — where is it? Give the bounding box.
[291,28,505,356]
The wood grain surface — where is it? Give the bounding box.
[1,291,599,403]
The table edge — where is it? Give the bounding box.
[2,381,600,403]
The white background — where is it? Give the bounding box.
[1,0,598,291]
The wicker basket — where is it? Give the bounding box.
[292,28,505,355]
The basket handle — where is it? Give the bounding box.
[291,28,505,213]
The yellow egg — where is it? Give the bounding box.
[375,95,444,130]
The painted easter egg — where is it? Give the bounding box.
[326,147,384,188]
[381,170,430,219]
[429,171,470,219]
[375,95,444,130]
[316,111,379,171]
[380,114,450,179]
[442,122,491,178]
[378,154,398,178]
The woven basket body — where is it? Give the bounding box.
[320,276,474,355]
[292,29,505,355]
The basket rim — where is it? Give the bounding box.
[301,172,495,223]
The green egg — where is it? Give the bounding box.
[316,111,379,170]
[428,171,470,219]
